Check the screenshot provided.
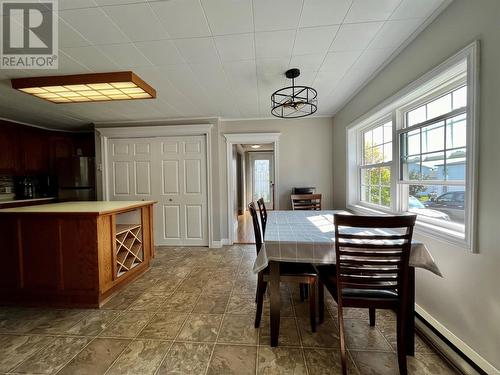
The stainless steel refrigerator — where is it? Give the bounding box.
[57,157,96,201]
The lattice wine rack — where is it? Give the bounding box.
[115,224,143,277]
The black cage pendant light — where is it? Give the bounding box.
[271,68,317,118]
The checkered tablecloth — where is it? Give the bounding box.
[252,210,442,277]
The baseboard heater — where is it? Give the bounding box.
[415,313,487,375]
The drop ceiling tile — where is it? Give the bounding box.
[135,40,185,66]
[174,38,220,64]
[59,20,92,48]
[95,0,147,5]
[102,3,169,42]
[253,0,303,32]
[313,70,345,97]
[96,43,153,68]
[59,7,130,45]
[320,50,361,73]
[293,25,339,55]
[345,0,401,23]
[368,18,422,49]
[62,45,120,71]
[150,0,211,39]
[289,53,326,71]
[300,0,352,27]
[329,21,384,51]
[201,0,253,35]
[391,0,444,20]
[58,0,98,10]
[255,30,295,59]
[256,58,290,78]
[351,48,394,73]
[214,33,254,61]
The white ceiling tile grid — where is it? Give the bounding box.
[0,0,450,128]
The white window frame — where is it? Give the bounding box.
[346,41,479,252]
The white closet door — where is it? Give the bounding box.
[108,135,208,246]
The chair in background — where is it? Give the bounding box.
[291,193,322,210]
[316,213,416,375]
[248,202,319,333]
[256,198,268,236]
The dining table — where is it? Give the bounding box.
[252,210,443,350]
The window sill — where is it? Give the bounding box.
[347,203,471,251]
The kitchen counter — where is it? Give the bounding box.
[0,200,155,308]
[0,200,155,214]
[0,197,56,209]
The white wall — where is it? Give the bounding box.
[219,117,335,239]
[332,0,500,371]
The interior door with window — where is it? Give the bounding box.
[250,152,274,209]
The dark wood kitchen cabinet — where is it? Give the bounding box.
[0,122,19,173]
[0,119,95,176]
[20,129,50,174]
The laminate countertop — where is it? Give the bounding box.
[0,200,156,215]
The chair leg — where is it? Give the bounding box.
[299,283,305,302]
[369,307,376,327]
[254,273,265,328]
[396,306,408,375]
[304,284,309,299]
[309,279,316,332]
[318,280,325,324]
[338,304,348,375]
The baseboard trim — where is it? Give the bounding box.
[416,305,499,375]
[221,238,231,246]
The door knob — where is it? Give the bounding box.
[169,198,173,202]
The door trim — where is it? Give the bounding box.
[96,124,214,247]
[223,132,281,245]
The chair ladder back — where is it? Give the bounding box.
[334,214,416,299]
[248,202,263,255]
[257,198,268,235]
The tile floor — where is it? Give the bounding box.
[0,245,458,374]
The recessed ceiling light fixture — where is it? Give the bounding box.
[11,71,156,103]
[271,68,317,118]
[251,145,261,149]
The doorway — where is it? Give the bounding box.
[231,143,276,244]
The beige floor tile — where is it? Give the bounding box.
[218,314,259,344]
[352,350,457,375]
[157,342,213,375]
[29,309,88,334]
[258,346,307,375]
[193,293,230,314]
[376,319,434,354]
[298,317,339,348]
[177,314,223,343]
[13,336,90,374]
[100,311,154,338]
[303,348,359,375]
[105,339,172,375]
[138,312,188,339]
[207,344,257,375]
[342,319,392,351]
[0,335,54,372]
[161,291,201,312]
[128,291,168,311]
[58,338,130,375]
[66,310,121,336]
[101,290,142,310]
[226,294,257,315]
[259,317,301,347]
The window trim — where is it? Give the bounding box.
[346,41,479,252]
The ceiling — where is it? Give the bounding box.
[0,0,449,130]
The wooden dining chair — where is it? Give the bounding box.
[248,202,319,333]
[256,198,267,236]
[291,194,322,210]
[316,213,416,375]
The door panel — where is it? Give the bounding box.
[108,135,208,246]
[250,152,274,208]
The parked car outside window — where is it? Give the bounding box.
[408,195,451,221]
[423,191,465,223]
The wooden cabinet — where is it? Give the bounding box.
[20,129,50,174]
[0,122,19,173]
[0,119,95,175]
